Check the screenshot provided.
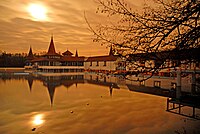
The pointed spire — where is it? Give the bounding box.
[47,35,56,55]
[75,49,78,57]
[109,45,113,56]
[28,46,33,56]
[27,46,34,59]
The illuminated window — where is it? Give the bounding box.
[140,81,145,86]
[154,81,161,88]
[171,82,176,90]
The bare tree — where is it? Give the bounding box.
[86,0,200,78]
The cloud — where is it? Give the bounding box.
[0,0,151,56]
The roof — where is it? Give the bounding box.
[75,50,78,57]
[61,56,85,61]
[62,50,73,56]
[26,47,34,60]
[86,55,118,62]
[128,47,200,61]
[44,36,61,57]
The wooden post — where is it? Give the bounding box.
[191,72,196,94]
[176,70,181,99]
[166,98,169,111]
[193,107,195,117]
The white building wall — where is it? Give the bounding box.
[84,61,117,71]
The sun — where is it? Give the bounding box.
[28,3,47,21]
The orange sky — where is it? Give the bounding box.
[0,0,143,56]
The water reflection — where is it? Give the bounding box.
[26,75,33,92]
[1,73,199,108]
[0,72,200,133]
[32,114,45,126]
[109,84,113,97]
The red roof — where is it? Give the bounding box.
[61,56,85,61]
[62,50,73,56]
[26,47,34,60]
[86,55,118,62]
[44,36,61,56]
[75,50,78,57]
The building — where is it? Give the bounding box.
[126,47,200,76]
[25,36,200,75]
[25,36,85,72]
[25,36,123,73]
[84,46,126,73]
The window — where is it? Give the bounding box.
[154,81,161,88]
[96,61,99,66]
[96,76,99,81]
[171,82,176,90]
[103,77,106,82]
[104,61,106,66]
[90,62,92,66]
[140,81,145,86]
[140,60,145,67]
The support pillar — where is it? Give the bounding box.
[176,70,181,99]
[191,72,196,94]
[166,98,169,111]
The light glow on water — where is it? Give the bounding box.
[0,73,199,134]
[32,114,44,126]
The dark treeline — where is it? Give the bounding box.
[0,53,26,67]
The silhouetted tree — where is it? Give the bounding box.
[0,52,26,67]
[86,0,200,77]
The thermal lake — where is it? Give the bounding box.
[0,72,199,134]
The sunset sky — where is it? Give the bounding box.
[0,0,143,56]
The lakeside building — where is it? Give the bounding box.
[84,46,126,73]
[25,36,124,73]
[25,36,85,72]
[126,47,200,76]
[25,36,200,75]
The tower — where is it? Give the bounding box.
[75,49,78,57]
[47,35,56,55]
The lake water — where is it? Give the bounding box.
[0,72,199,134]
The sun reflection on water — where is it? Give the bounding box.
[32,114,45,126]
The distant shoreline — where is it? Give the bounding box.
[0,67,25,73]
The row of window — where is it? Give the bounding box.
[140,80,176,89]
[90,61,107,66]
[63,61,84,66]
[36,61,84,66]
[37,68,84,72]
